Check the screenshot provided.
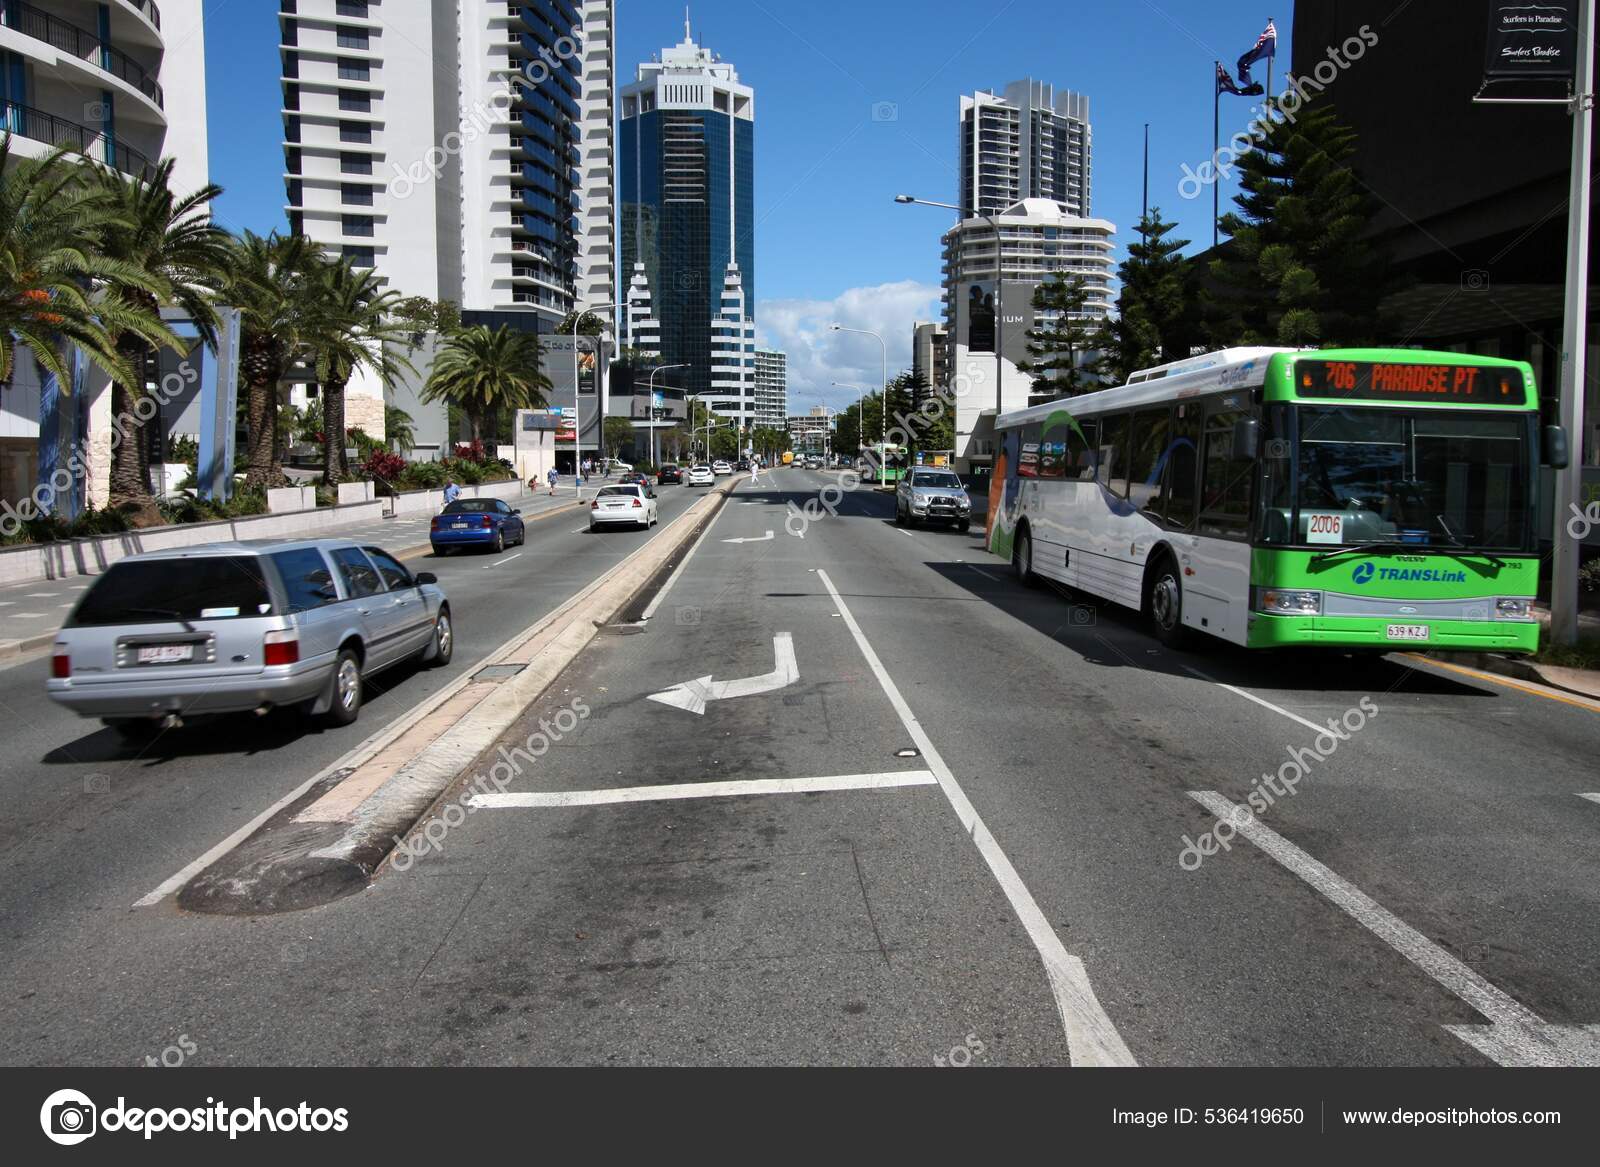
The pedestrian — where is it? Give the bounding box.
[749,458,759,485]
[547,465,560,496]
[442,478,460,508]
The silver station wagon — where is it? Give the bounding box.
[47,539,452,736]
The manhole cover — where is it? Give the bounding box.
[474,664,527,681]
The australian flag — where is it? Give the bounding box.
[1236,19,1277,87]
[1217,62,1262,98]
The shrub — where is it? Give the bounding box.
[362,449,407,488]
[398,460,445,490]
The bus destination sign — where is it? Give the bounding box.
[1296,360,1524,404]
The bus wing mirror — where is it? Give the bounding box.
[1232,417,1260,462]
[1543,425,1571,470]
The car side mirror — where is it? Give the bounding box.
[512,508,522,515]
[1232,417,1260,462]
[414,572,438,586]
[1543,425,1571,470]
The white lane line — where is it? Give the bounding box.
[133,773,328,908]
[485,552,524,569]
[25,593,56,599]
[897,529,915,538]
[1186,792,1547,1047]
[1183,665,1328,737]
[639,502,724,622]
[10,613,43,619]
[1579,793,1600,806]
[817,569,1135,1067]
[470,770,937,809]
[968,566,1001,582]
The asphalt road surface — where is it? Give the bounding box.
[2,468,1596,1067]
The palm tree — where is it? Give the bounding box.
[91,158,228,515]
[228,232,318,489]
[421,325,549,445]
[0,136,163,391]
[385,403,417,454]
[302,257,415,485]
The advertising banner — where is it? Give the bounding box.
[1484,1,1576,79]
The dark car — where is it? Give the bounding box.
[735,458,750,472]
[618,471,651,489]
[430,498,526,555]
[657,464,683,485]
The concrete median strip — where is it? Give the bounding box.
[165,480,739,916]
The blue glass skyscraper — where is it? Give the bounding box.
[619,21,755,422]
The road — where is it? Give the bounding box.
[1,467,1597,1066]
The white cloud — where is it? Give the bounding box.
[756,280,943,417]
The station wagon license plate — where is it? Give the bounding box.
[136,643,194,664]
[1385,624,1429,642]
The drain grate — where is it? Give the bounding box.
[474,664,527,681]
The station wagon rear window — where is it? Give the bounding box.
[72,557,274,626]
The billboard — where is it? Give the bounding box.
[955,279,1034,370]
[1484,1,1576,79]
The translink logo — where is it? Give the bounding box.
[1351,563,1467,585]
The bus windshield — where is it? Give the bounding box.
[1267,406,1531,551]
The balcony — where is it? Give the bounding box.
[5,1,164,108]
[1,100,154,178]
[121,0,161,29]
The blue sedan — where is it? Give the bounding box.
[430,498,526,555]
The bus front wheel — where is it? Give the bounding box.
[1148,558,1190,648]
[1014,529,1037,587]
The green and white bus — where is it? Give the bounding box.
[987,347,1571,653]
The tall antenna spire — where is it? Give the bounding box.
[685,6,691,41]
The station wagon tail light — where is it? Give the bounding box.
[51,647,70,678]
[263,629,300,666]
[1495,598,1532,619]
[1257,588,1323,614]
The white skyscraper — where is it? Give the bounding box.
[961,80,1092,219]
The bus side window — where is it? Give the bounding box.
[1162,403,1201,530]
[1199,407,1252,539]
[1073,418,1100,480]
[1017,424,1043,478]
[1039,418,1070,480]
[1097,413,1130,496]
[1129,406,1170,518]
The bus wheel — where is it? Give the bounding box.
[1148,558,1190,648]
[1014,529,1037,587]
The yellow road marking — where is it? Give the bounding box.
[1402,653,1600,714]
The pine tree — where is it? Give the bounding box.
[1209,94,1394,347]
[1098,209,1203,384]
[1017,273,1099,398]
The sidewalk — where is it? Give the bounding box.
[0,479,594,663]
[1430,601,1600,702]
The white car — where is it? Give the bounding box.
[711,460,732,476]
[588,483,658,531]
[686,464,715,487]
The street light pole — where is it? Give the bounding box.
[648,363,689,473]
[831,325,888,487]
[832,380,868,471]
[571,303,620,490]
[895,194,1006,473]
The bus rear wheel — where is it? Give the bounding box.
[1014,529,1037,588]
[1148,557,1190,648]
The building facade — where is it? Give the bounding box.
[1,0,211,516]
[618,20,756,425]
[960,80,1091,219]
[753,348,787,429]
[940,198,1115,470]
[786,406,831,457]
[279,1,617,445]
[911,320,949,399]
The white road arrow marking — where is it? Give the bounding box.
[648,633,798,715]
[722,530,774,544]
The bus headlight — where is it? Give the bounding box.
[1494,598,1532,619]
[1257,588,1323,614]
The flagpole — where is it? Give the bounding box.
[1267,16,1274,97]
[1213,61,1220,249]
[1141,122,1149,235]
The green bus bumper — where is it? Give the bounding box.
[1246,614,1540,653]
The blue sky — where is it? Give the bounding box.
[204,0,1296,410]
